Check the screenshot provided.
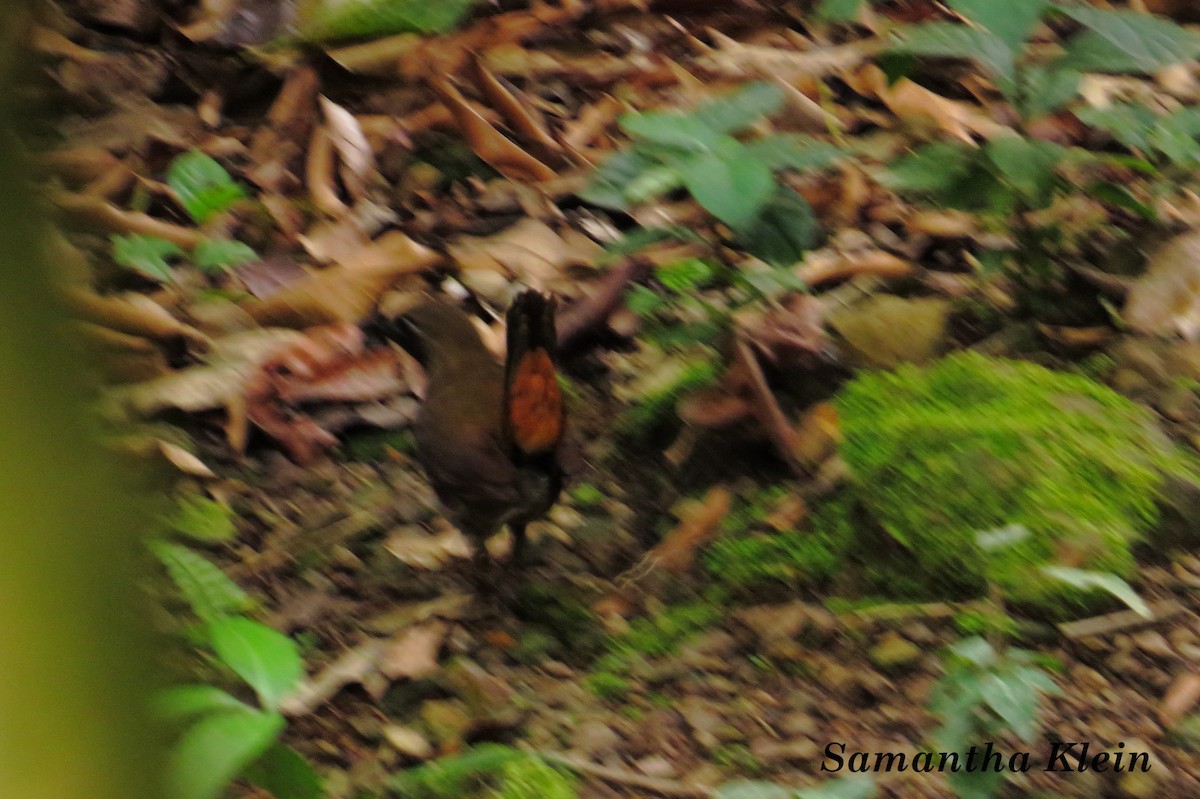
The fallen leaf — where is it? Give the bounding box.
[1160,672,1200,729]
[380,622,448,680]
[646,486,732,574]
[1124,232,1200,340]
[319,95,374,201]
[385,526,474,570]
[447,218,600,286]
[828,295,950,368]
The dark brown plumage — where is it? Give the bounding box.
[395,292,564,570]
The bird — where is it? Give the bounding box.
[382,291,565,576]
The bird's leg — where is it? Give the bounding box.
[509,522,527,566]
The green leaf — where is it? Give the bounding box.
[619,111,723,152]
[578,148,658,210]
[243,742,324,799]
[680,139,775,229]
[714,781,791,799]
[1076,104,1157,151]
[984,136,1067,207]
[1090,182,1156,221]
[1019,66,1082,118]
[626,284,667,317]
[888,23,1014,89]
[658,258,715,294]
[1055,6,1200,74]
[386,744,527,796]
[979,672,1041,740]
[817,0,863,23]
[111,234,184,282]
[599,226,705,265]
[166,708,284,799]
[744,134,844,172]
[291,0,474,41]
[154,685,251,724]
[151,541,251,621]
[624,164,686,205]
[169,495,236,543]
[690,82,785,134]
[949,636,996,668]
[1039,566,1150,616]
[796,775,877,799]
[883,141,976,194]
[733,186,820,267]
[194,238,258,274]
[167,150,247,224]
[947,0,1050,52]
[208,617,304,710]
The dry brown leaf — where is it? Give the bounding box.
[734,333,804,477]
[1124,232,1200,340]
[677,386,754,428]
[67,289,210,348]
[471,54,561,157]
[851,66,1011,142]
[447,218,600,286]
[158,440,216,478]
[244,232,440,328]
[54,191,202,248]
[319,95,374,201]
[646,486,732,574]
[380,622,448,681]
[111,328,308,417]
[385,526,474,570]
[798,248,914,286]
[698,32,880,81]
[430,77,556,183]
[305,126,348,217]
[1160,672,1200,729]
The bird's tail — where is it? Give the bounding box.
[504,291,564,459]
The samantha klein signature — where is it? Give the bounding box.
[822,741,1150,773]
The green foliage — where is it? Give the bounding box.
[567,482,605,508]
[168,495,237,543]
[492,757,576,799]
[167,150,246,224]
[588,600,721,698]
[151,493,313,799]
[1039,566,1149,617]
[929,637,1059,799]
[151,541,251,621]
[208,616,304,710]
[291,0,476,41]
[702,489,852,597]
[834,352,1198,615]
[194,238,259,273]
[387,744,528,798]
[1077,103,1200,168]
[111,233,184,282]
[581,82,842,265]
[882,0,1200,288]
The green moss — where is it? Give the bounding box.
[586,671,631,701]
[491,757,576,799]
[835,352,1198,616]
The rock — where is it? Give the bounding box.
[779,712,818,737]
[1132,631,1175,660]
[573,719,620,756]
[383,724,433,761]
[869,631,923,672]
[441,658,522,730]
[828,295,951,368]
[734,601,811,642]
[1124,232,1200,340]
[635,755,677,778]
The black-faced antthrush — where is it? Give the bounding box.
[386,291,565,574]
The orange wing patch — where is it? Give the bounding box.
[507,349,564,454]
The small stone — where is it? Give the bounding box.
[573,720,620,756]
[635,755,676,778]
[542,659,574,678]
[779,712,818,737]
[869,631,923,672]
[383,724,433,761]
